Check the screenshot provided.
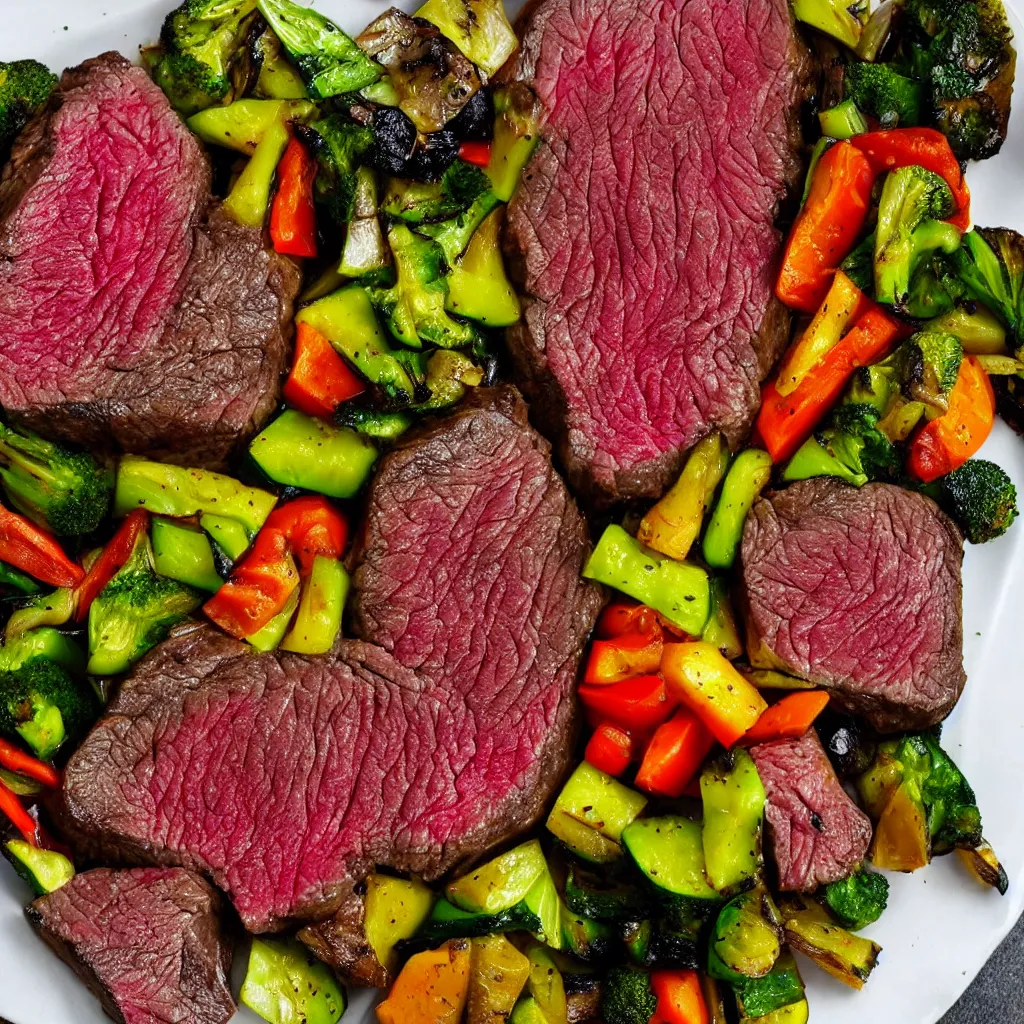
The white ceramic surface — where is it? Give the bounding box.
[3,2,1024,1022]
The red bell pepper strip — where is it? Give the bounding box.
[852,128,971,231]
[204,527,300,638]
[74,509,149,621]
[908,356,996,483]
[283,322,366,418]
[739,691,831,746]
[0,777,41,845]
[651,970,709,1024]
[0,506,84,591]
[595,601,663,640]
[262,496,349,576]
[756,305,905,463]
[635,706,716,799]
[584,722,636,777]
[0,738,61,788]
[776,141,875,313]
[583,632,664,685]
[458,141,492,167]
[270,136,318,258]
[578,675,677,733]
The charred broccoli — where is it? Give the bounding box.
[874,165,961,311]
[857,729,995,876]
[602,966,657,1024]
[935,458,1018,543]
[822,870,889,931]
[0,423,112,536]
[369,225,481,349]
[0,658,94,760]
[149,0,260,117]
[88,533,201,676]
[845,62,923,128]
[300,115,374,226]
[256,0,381,100]
[0,60,58,157]
[892,330,964,412]
[900,0,1015,160]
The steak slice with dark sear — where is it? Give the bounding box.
[0,53,299,469]
[503,0,811,504]
[741,478,966,733]
[750,729,872,892]
[61,390,602,948]
[26,867,234,1024]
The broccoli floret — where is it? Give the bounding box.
[0,423,112,536]
[840,231,876,295]
[419,191,502,266]
[256,0,380,100]
[601,966,658,1024]
[946,228,1024,351]
[148,0,259,117]
[0,659,94,760]
[937,458,1018,543]
[0,60,58,157]
[301,115,374,226]
[889,330,964,412]
[875,165,961,311]
[369,225,481,350]
[901,0,1014,160]
[87,534,201,676]
[822,870,890,931]
[440,160,491,210]
[845,62,924,129]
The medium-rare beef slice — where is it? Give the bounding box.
[61,390,602,938]
[0,53,298,468]
[26,867,234,1024]
[504,0,811,503]
[741,478,966,733]
[751,729,872,891]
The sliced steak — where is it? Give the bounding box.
[0,53,299,468]
[26,867,234,1024]
[504,0,810,503]
[61,390,602,938]
[741,478,965,732]
[751,729,872,891]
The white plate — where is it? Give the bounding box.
[3,2,1024,1022]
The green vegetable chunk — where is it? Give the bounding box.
[3,839,75,896]
[340,167,387,280]
[280,556,348,655]
[818,99,868,139]
[564,865,650,923]
[822,870,890,931]
[241,936,346,1024]
[296,287,418,405]
[415,0,519,77]
[622,816,719,915]
[201,513,251,561]
[256,0,380,99]
[447,839,548,915]
[702,448,773,570]
[602,966,657,1024]
[844,62,923,128]
[468,935,531,1022]
[115,457,276,537]
[148,0,260,117]
[709,889,782,982]
[874,165,960,311]
[420,192,503,266]
[936,458,1018,543]
[246,590,299,653]
[152,519,223,592]
[0,60,57,157]
[384,161,490,225]
[6,588,76,643]
[249,410,377,499]
[253,27,309,99]
[701,749,766,896]
[335,408,414,441]
[304,116,375,227]
[87,534,201,676]
[223,116,291,228]
[546,762,647,864]
[0,627,85,676]
[778,895,880,989]
[559,899,614,962]
[0,423,112,536]
[0,562,41,595]
[701,578,743,660]
[416,896,542,944]
[362,874,434,976]
[187,98,315,154]
[733,948,806,1020]
[445,208,522,327]
[584,525,710,635]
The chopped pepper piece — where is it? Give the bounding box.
[634,706,716,799]
[74,510,149,621]
[283,322,366,418]
[584,632,664,685]
[270,135,318,258]
[0,505,83,590]
[579,675,677,733]
[585,722,637,778]
[740,692,831,746]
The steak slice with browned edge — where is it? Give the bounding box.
[61,390,602,946]
[741,478,966,733]
[750,729,872,891]
[0,53,299,469]
[26,867,234,1024]
[503,0,811,504]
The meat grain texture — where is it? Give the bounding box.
[741,478,966,732]
[751,729,873,891]
[0,54,299,468]
[505,0,811,503]
[61,391,602,959]
[26,867,234,1024]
